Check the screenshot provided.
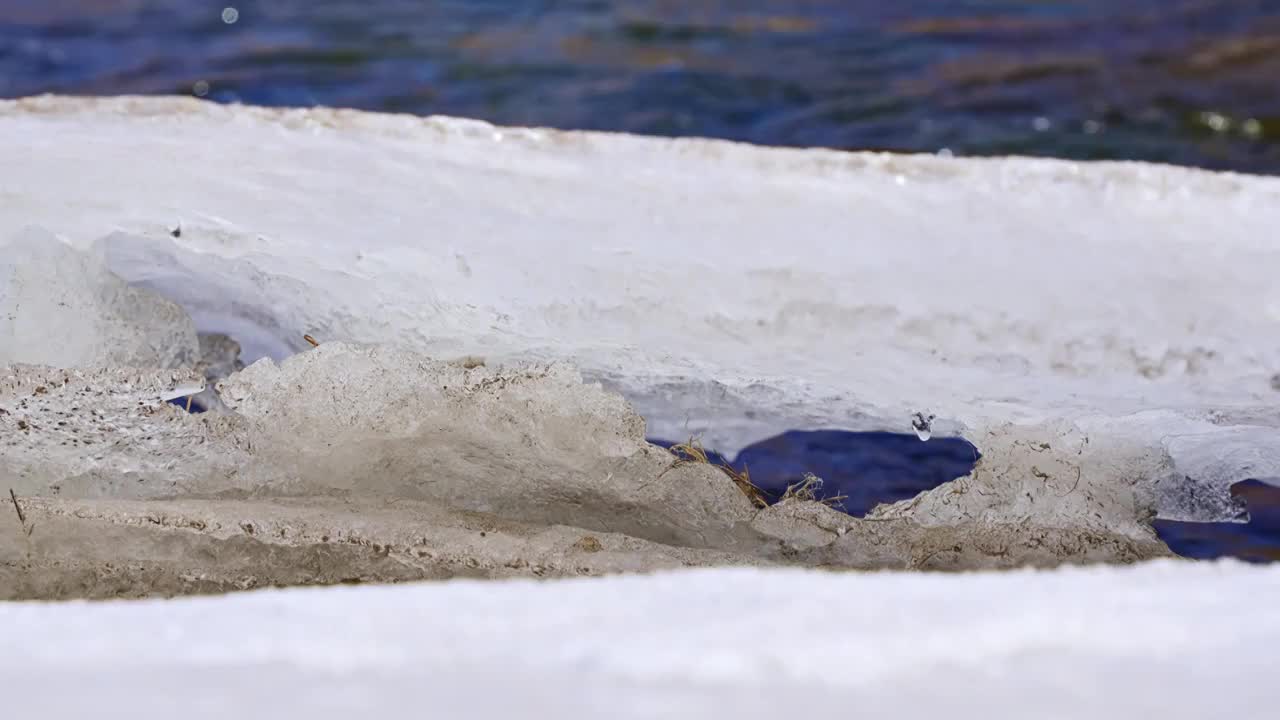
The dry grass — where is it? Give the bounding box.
[780,472,847,509]
[666,439,769,509]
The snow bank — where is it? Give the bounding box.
[1,95,1277,530]
[0,345,754,549]
[0,227,198,369]
[2,562,1276,719]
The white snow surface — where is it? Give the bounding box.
[2,561,1277,719]
[2,95,1279,521]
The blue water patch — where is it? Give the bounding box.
[651,430,979,517]
[167,396,207,414]
[1154,480,1280,564]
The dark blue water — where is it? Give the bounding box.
[3,0,1280,173]
[1155,481,1280,563]
[655,431,980,516]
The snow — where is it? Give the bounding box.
[1,94,1278,524]
[0,227,199,369]
[2,562,1277,719]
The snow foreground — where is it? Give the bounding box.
[3,562,1277,720]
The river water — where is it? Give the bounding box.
[3,0,1280,173]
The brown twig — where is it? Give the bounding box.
[9,488,25,526]
[9,488,33,537]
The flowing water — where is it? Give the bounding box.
[3,0,1280,172]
